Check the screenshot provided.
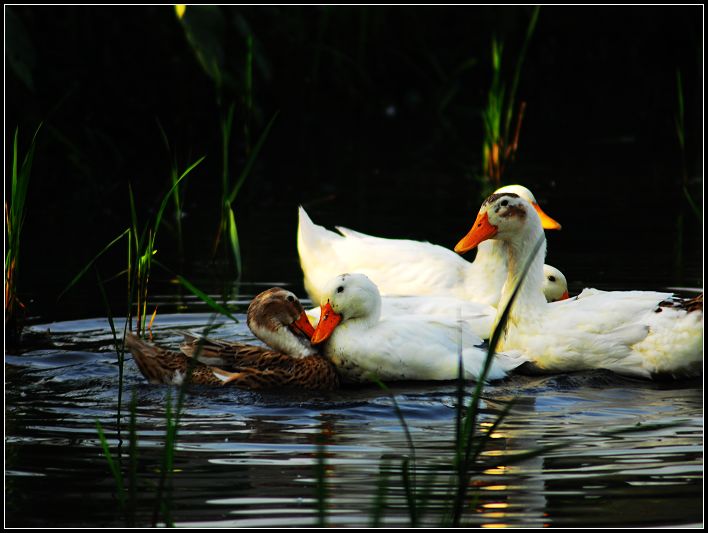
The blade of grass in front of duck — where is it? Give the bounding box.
[152,316,222,527]
[451,236,544,526]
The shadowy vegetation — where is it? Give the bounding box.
[480,6,539,198]
[5,124,41,343]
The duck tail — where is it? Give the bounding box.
[297,206,341,301]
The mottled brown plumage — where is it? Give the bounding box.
[126,287,340,391]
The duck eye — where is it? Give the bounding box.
[287,295,295,302]
[500,199,509,207]
[337,286,344,293]
[548,276,556,282]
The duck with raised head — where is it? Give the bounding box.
[453,192,702,379]
[298,184,565,308]
[309,273,525,383]
[126,288,339,390]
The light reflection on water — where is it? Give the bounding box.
[5,302,703,528]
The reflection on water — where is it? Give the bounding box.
[5,290,703,528]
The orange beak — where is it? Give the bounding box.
[311,301,342,345]
[454,211,498,254]
[291,311,316,339]
[560,290,570,300]
[532,203,562,230]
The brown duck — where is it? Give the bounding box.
[126,288,340,390]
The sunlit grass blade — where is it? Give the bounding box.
[227,206,242,277]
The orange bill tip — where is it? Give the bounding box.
[532,202,562,230]
[311,302,342,344]
[454,211,498,254]
[292,311,316,339]
[560,290,570,300]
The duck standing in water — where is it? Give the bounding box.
[453,192,702,379]
[126,288,339,390]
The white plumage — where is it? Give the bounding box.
[454,192,703,379]
[310,273,526,383]
[297,185,565,309]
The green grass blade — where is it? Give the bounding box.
[154,155,205,238]
[153,260,239,323]
[226,111,279,204]
[227,206,242,276]
[504,6,540,138]
[58,228,130,301]
[369,460,391,527]
[96,420,126,509]
[452,236,544,526]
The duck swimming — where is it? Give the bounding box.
[126,288,339,390]
[310,273,525,383]
[297,184,564,308]
[454,192,702,379]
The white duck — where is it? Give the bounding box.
[297,184,564,308]
[306,263,568,339]
[309,273,525,383]
[542,264,569,302]
[454,192,703,379]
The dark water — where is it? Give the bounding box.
[5,282,703,528]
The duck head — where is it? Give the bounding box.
[542,264,570,301]
[454,192,543,253]
[247,287,317,357]
[311,273,381,344]
[494,185,562,230]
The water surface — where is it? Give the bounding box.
[5,284,703,527]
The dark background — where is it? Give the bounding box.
[5,6,703,320]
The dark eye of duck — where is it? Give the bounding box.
[286,294,295,302]
[548,275,556,282]
[500,199,509,207]
[337,286,344,293]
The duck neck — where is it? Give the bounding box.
[496,222,547,327]
[251,320,317,358]
[467,240,508,303]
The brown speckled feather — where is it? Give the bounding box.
[656,293,703,314]
[126,333,339,391]
[180,335,339,390]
